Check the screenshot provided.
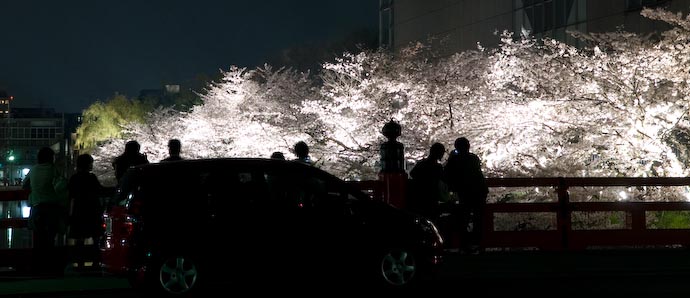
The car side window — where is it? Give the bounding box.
[202,169,268,217]
[315,183,364,217]
[264,169,326,210]
[263,168,360,218]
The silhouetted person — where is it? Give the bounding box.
[270,151,286,160]
[161,139,183,162]
[23,147,69,275]
[409,143,447,221]
[113,140,149,184]
[293,141,312,165]
[444,137,488,254]
[67,154,112,270]
[380,120,405,173]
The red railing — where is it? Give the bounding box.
[0,188,30,230]
[0,188,32,270]
[352,177,690,251]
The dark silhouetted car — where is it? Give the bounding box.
[101,158,443,295]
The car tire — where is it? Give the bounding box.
[150,254,202,296]
[378,247,418,288]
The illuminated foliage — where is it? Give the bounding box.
[90,8,690,187]
[75,94,151,153]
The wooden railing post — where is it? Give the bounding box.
[630,207,646,232]
[557,177,571,250]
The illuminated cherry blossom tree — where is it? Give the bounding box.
[89,8,690,187]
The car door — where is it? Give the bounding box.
[262,166,366,281]
[202,166,272,279]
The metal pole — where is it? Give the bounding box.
[7,99,11,185]
[5,99,9,186]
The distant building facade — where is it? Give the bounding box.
[138,84,181,105]
[0,107,80,183]
[0,91,12,118]
[380,0,690,54]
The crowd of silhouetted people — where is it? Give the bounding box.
[21,133,485,275]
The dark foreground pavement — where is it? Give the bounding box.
[4,248,690,296]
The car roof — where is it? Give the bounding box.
[130,157,337,179]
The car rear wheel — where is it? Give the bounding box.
[380,248,417,287]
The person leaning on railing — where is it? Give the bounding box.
[22,147,69,275]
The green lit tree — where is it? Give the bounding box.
[75,94,152,153]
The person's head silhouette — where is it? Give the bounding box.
[168,139,181,156]
[37,147,55,164]
[124,140,141,155]
[271,151,285,160]
[430,142,445,162]
[454,137,470,154]
[294,141,309,159]
[76,154,94,171]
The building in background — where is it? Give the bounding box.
[0,106,81,184]
[138,84,181,105]
[0,94,81,250]
[0,91,12,117]
[0,91,12,184]
[380,0,690,54]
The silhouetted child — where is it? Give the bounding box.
[67,154,112,270]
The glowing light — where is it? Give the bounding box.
[21,206,30,218]
[21,168,29,176]
[618,191,628,200]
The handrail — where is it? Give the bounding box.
[0,189,30,230]
[0,188,29,202]
[350,177,690,251]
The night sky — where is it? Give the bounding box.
[0,0,378,113]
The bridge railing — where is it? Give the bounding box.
[351,177,690,251]
[0,188,32,270]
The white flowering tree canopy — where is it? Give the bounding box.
[90,8,690,188]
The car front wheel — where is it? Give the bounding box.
[379,248,417,287]
[155,255,200,295]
